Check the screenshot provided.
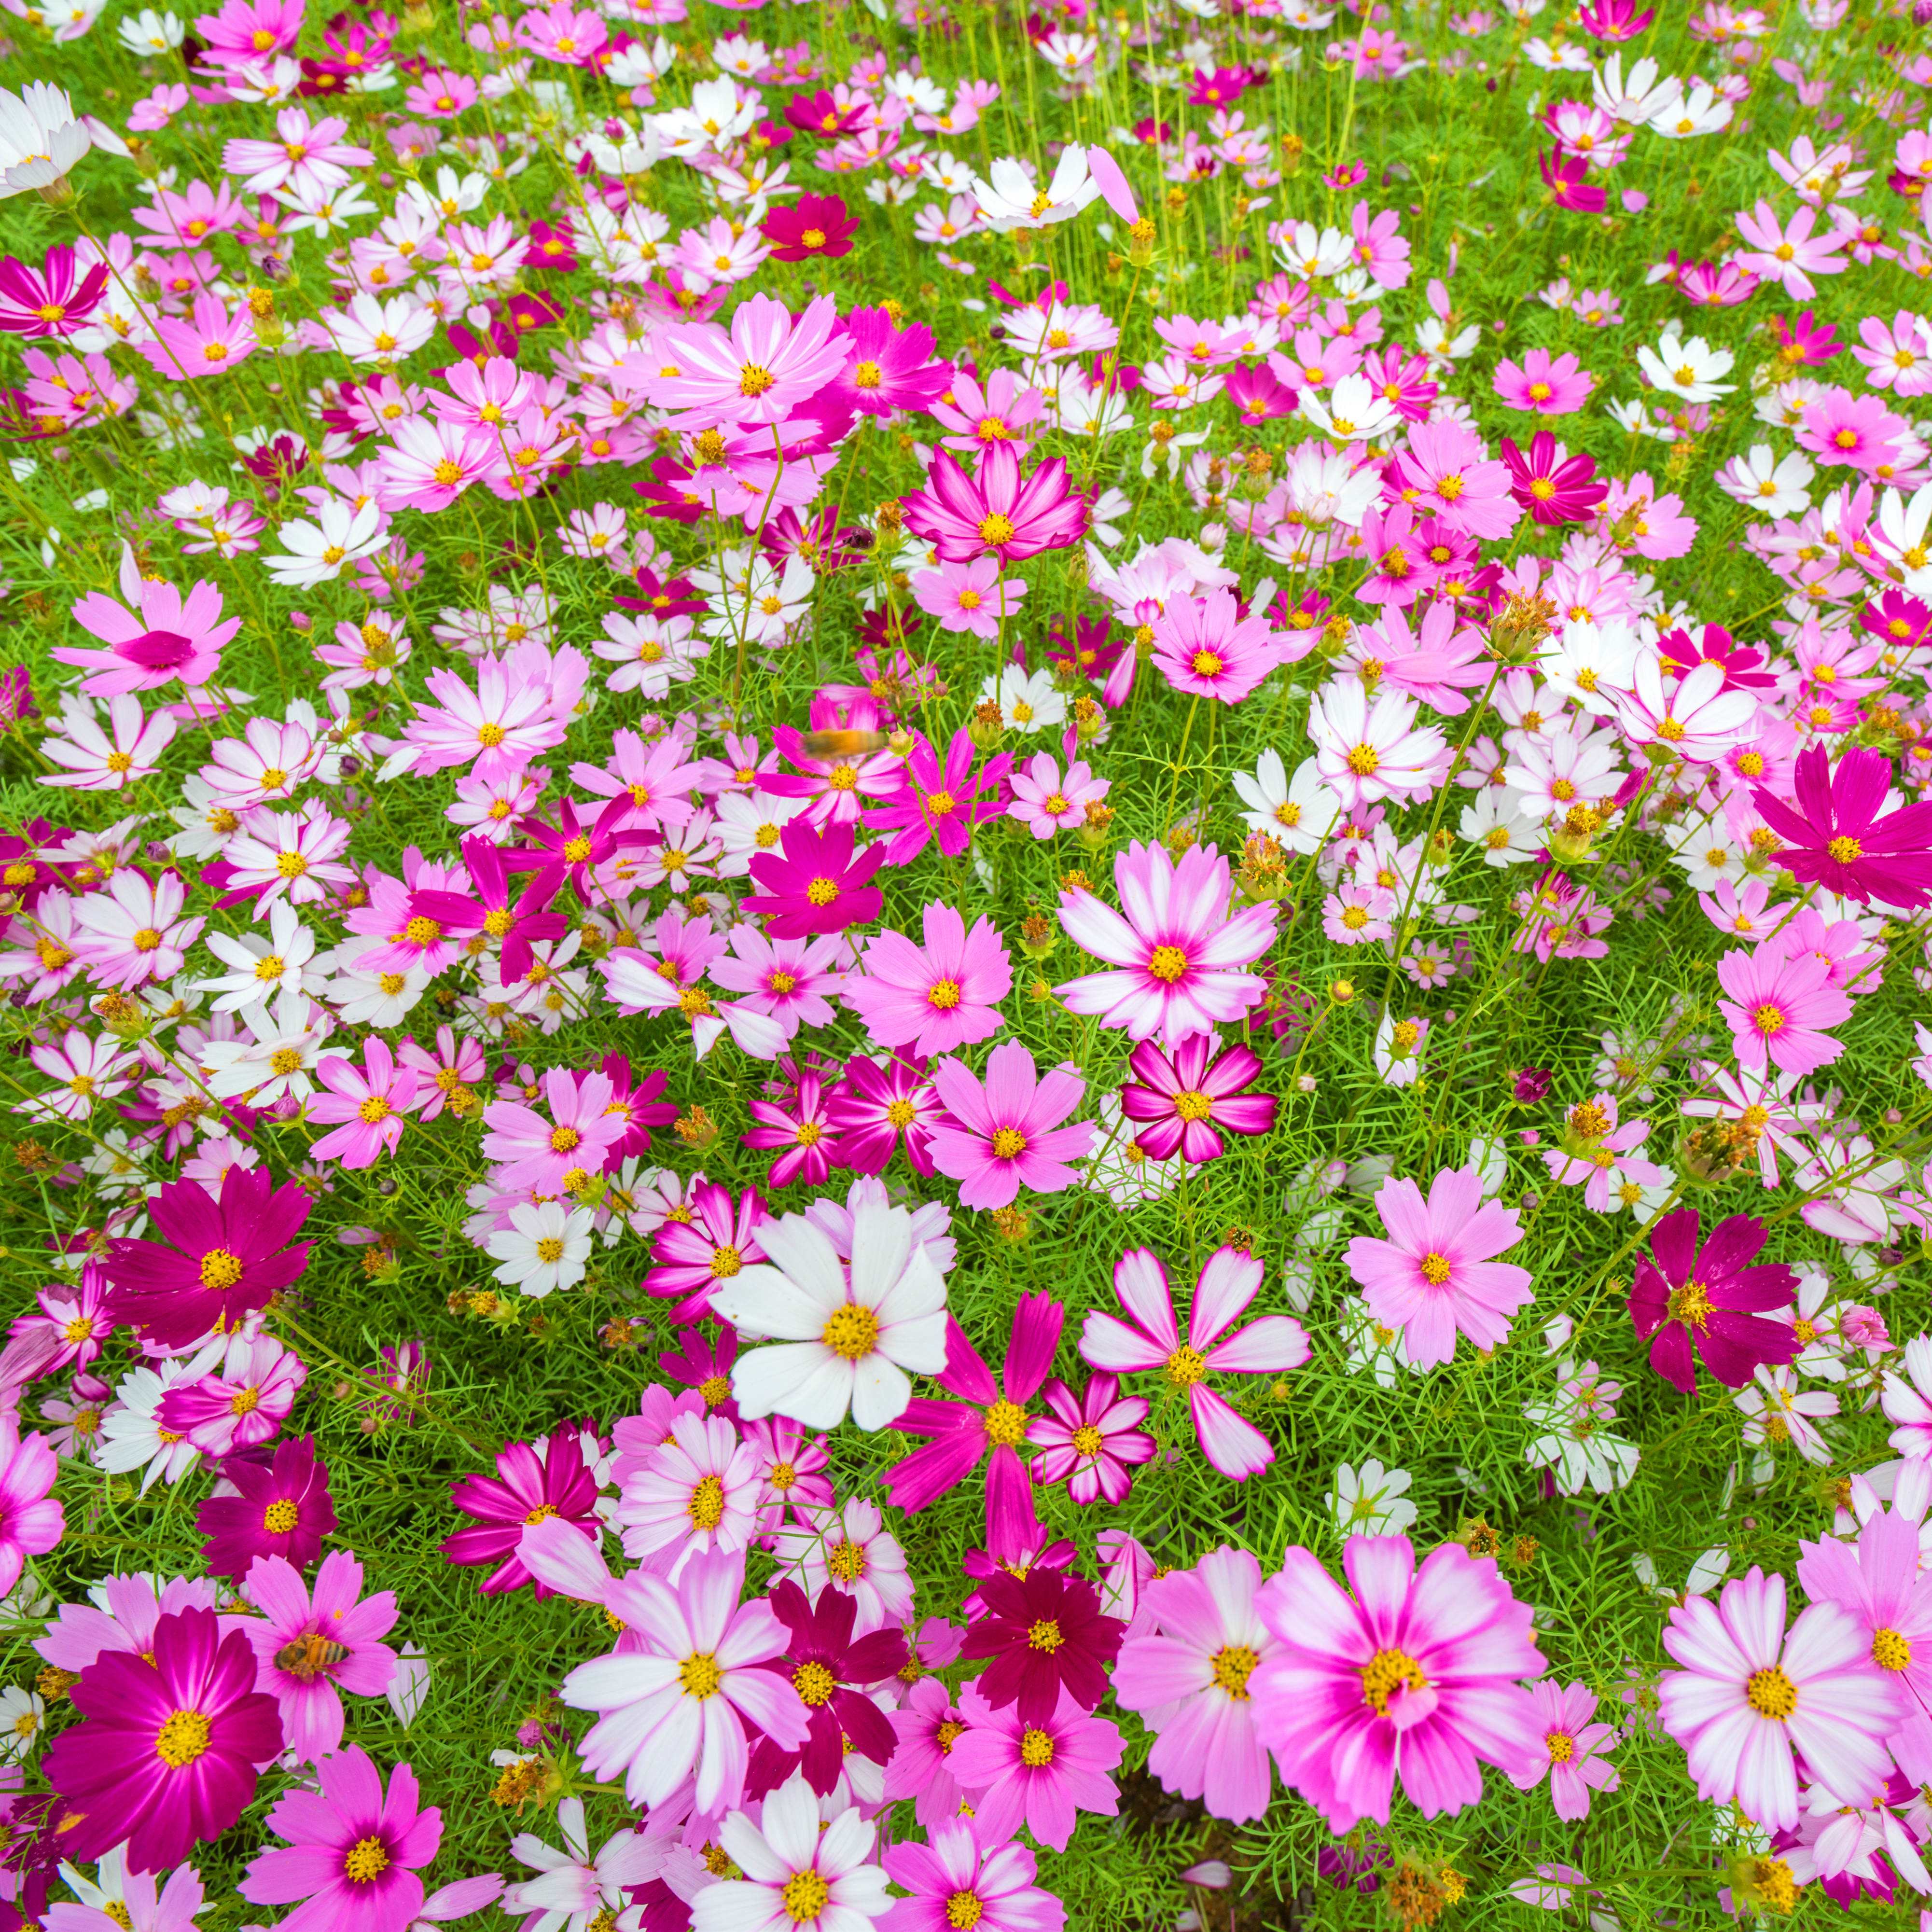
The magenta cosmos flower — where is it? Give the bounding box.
[885,1293,1064,1558]
[43,1606,283,1871]
[1150,588,1279,703]
[1079,1245,1308,1481]
[1028,1373,1154,1505]
[0,1415,62,1599]
[1751,741,1932,910]
[1627,1208,1798,1394]
[199,1434,337,1578]
[881,1817,1066,1932]
[103,1163,314,1348]
[1119,1035,1277,1163]
[826,1052,942,1178]
[1344,1166,1535,1370]
[309,1040,418,1168]
[945,1685,1124,1852]
[240,1746,442,1932]
[1506,1680,1621,1820]
[868,727,1012,866]
[1251,1534,1546,1832]
[927,1040,1093,1210]
[843,901,1013,1058]
[1114,1546,1281,1823]
[901,442,1088,567]
[443,1425,602,1597]
[740,817,885,938]
[1056,840,1278,1045]
[1493,346,1594,416]
[560,1549,811,1813]
[1659,1567,1900,1833]
[1715,944,1852,1077]
[1501,431,1607,525]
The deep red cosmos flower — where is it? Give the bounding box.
[43,1607,283,1870]
[1501,431,1607,526]
[762,193,859,263]
[102,1164,314,1348]
[747,1581,907,1796]
[199,1435,338,1577]
[958,1567,1124,1723]
[1751,740,1932,910]
[741,819,885,939]
[442,1425,603,1597]
[1628,1209,1800,1395]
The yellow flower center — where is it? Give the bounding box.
[199,1248,245,1291]
[1746,1665,1798,1720]
[1147,945,1189,983]
[793,1661,838,1705]
[680,1652,723,1698]
[991,1127,1028,1159]
[821,1304,880,1360]
[1360,1648,1428,1716]
[1211,1643,1259,1700]
[344,1837,390,1884]
[1419,1252,1452,1285]
[983,1399,1029,1446]
[264,1499,299,1533]
[155,1708,211,1766]
[1165,1345,1207,1386]
[781,1872,831,1922]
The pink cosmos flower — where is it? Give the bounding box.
[867,728,1011,866]
[645,292,848,427]
[901,442,1089,567]
[911,556,1029,639]
[43,691,178,791]
[70,868,204,989]
[1344,1166,1535,1369]
[1308,679,1454,808]
[243,1551,399,1763]
[1006,750,1109,838]
[881,1818,1066,1932]
[480,1067,628,1194]
[927,1040,1094,1210]
[239,1746,442,1932]
[1659,1567,1900,1832]
[885,1293,1063,1558]
[57,544,238,695]
[308,1040,418,1168]
[1493,347,1594,416]
[0,1415,62,1599]
[137,292,257,380]
[1715,944,1852,1076]
[843,902,1013,1058]
[1751,740,1932,910]
[1797,1505,1932,1719]
[1114,1546,1280,1823]
[1150,588,1279,703]
[945,1685,1125,1852]
[1028,1374,1154,1506]
[1055,840,1277,1045]
[1078,1244,1308,1481]
[1733,198,1849,300]
[709,923,845,1042]
[1251,1534,1546,1831]
[1390,418,1519,540]
[1507,1681,1621,1820]
[559,1549,811,1813]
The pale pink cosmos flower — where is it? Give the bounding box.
[1507,1681,1621,1819]
[910,556,1029,639]
[560,1549,811,1813]
[136,292,256,380]
[697,1771,890,1929]
[71,869,205,990]
[1151,588,1280,703]
[1251,1533,1546,1832]
[42,692,178,791]
[927,1040,1093,1210]
[1733,198,1849,299]
[1344,1166,1535,1369]
[843,902,1012,1058]
[1658,1566,1900,1831]
[1308,679,1453,808]
[1715,945,1852,1076]
[614,1411,763,1576]
[1611,655,1760,763]
[642,292,847,427]
[1796,1502,1932,1719]
[1006,750,1109,838]
[1114,1546,1281,1822]
[57,543,238,695]
[1055,840,1277,1045]
[1079,1245,1308,1481]
[945,1685,1125,1852]
[480,1067,627,1194]
[308,1039,419,1168]
[709,922,845,1042]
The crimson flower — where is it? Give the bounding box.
[1539,147,1605,212]
[442,1426,602,1596]
[1501,431,1608,525]
[1628,1209,1799,1394]
[742,819,885,939]
[762,192,859,262]
[959,1568,1123,1722]
[102,1165,314,1348]
[1119,1035,1277,1163]
[825,1051,941,1176]
[901,442,1089,567]
[747,1581,906,1796]
[1751,741,1932,909]
[199,1436,337,1578]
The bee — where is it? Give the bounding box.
[802,729,890,758]
[275,1633,352,1680]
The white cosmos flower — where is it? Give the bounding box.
[1295,372,1400,443]
[969,144,1101,230]
[1232,750,1343,854]
[264,497,388,587]
[487,1201,596,1298]
[709,1195,948,1430]
[117,7,184,52]
[0,84,92,197]
[1329,1459,1418,1538]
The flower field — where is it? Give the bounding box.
[1,0,1932,1925]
